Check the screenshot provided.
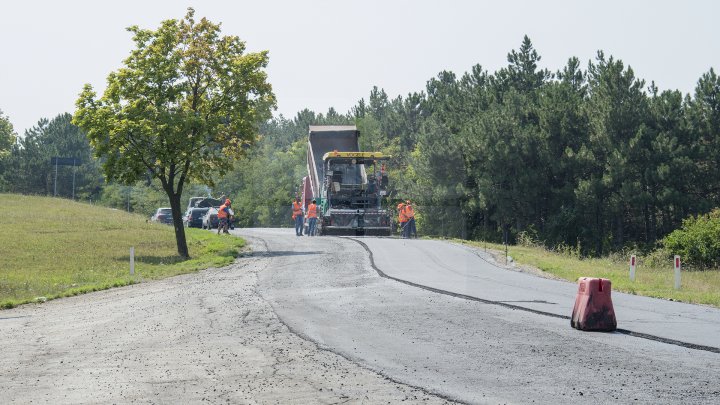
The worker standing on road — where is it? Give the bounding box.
[307,199,318,236]
[404,200,416,239]
[292,197,304,236]
[217,199,232,235]
[397,202,408,238]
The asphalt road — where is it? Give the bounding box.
[0,234,450,404]
[359,237,720,350]
[2,228,719,404]
[244,228,720,404]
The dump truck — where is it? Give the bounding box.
[301,125,392,236]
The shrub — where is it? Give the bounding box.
[663,208,720,268]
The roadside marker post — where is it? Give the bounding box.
[130,247,135,276]
[674,255,681,290]
[630,254,636,281]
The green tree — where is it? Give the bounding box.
[534,57,589,247]
[0,109,17,190]
[687,68,720,204]
[578,51,647,254]
[3,114,103,198]
[0,109,15,156]
[73,8,275,257]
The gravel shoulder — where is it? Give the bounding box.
[0,237,451,404]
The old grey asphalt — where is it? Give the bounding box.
[0,233,451,404]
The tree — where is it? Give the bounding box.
[0,109,17,190]
[579,51,647,254]
[73,8,275,258]
[3,114,103,198]
[687,68,720,204]
[0,109,15,156]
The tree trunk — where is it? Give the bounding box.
[168,191,190,258]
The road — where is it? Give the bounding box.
[358,237,720,350]
[245,228,720,404]
[0,233,449,404]
[1,228,719,404]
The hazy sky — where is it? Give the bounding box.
[1,0,718,136]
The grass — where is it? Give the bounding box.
[457,240,720,308]
[0,194,245,309]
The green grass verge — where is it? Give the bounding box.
[0,194,245,309]
[456,240,720,308]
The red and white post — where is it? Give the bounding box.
[630,254,637,281]
[674,255,681,290]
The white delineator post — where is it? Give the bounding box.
[630,254,637,281]
[674,255,681,290]
[130,247,135,276]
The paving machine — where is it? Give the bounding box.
[301,125,392,236]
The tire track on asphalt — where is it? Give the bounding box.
[348,237,720,354]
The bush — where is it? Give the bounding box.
[663,208,720,268]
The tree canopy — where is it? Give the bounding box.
[0,109,15,156]
[73,8,275,257]
[216,36,720,259]
[2,113,103,198]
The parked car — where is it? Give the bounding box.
[150,208,173,225]
[184,207,210,228]
[201,207,235,230]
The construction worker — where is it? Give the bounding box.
[217,199,232,235]
[403,200,416,239]
[292,197,304,236]
[307,199,318,236]
[397,202,408,238]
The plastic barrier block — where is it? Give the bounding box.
[571,277,617,332]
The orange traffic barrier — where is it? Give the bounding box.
[571,277,617,332]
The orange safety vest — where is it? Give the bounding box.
[292,201,302,219]
[217,204,228,219]
[307,203,317,219]
[404,205,415,219]
[398,204,407,223]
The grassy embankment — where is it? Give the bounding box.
[0,194,245,309]
[458,240,720,307]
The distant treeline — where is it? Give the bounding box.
[2,36,719,256]
[217,36,720,256]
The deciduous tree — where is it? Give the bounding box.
[74,8,275,257]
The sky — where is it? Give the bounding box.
[1,0,719,136]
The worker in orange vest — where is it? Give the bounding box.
[307,199,318,236]
[403,200,416,239]
[397,202,408,238]
[217,199,232,235]
[292,197,304,236]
